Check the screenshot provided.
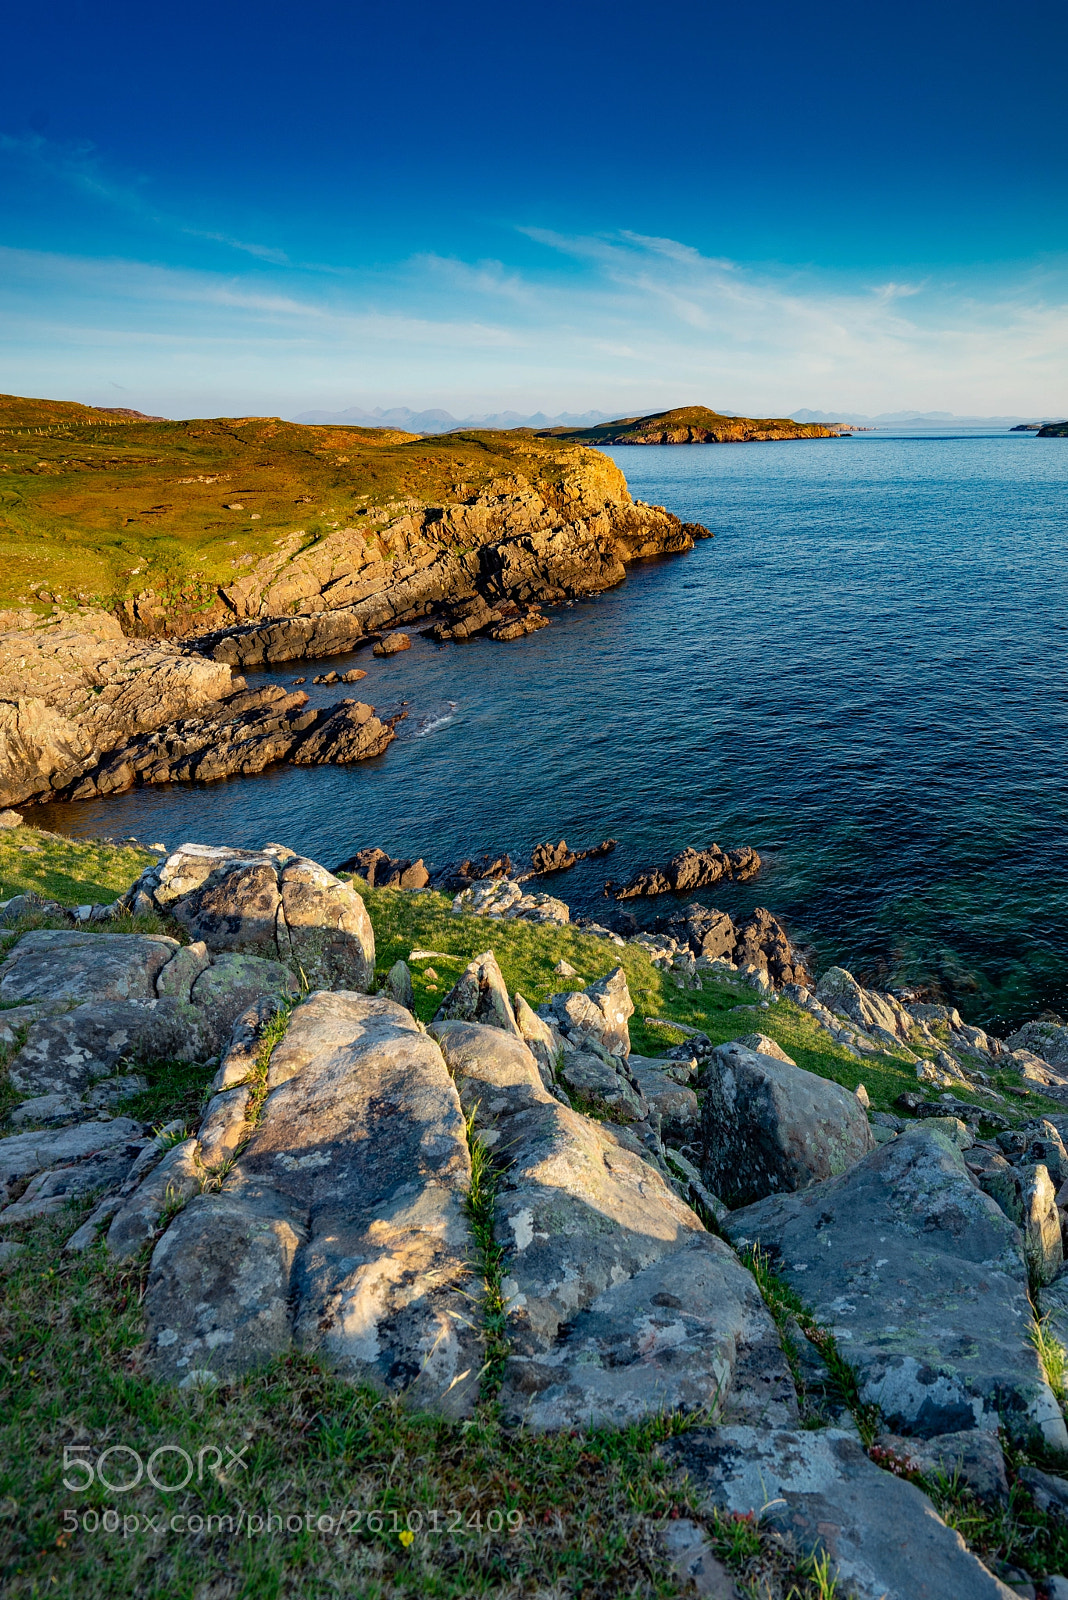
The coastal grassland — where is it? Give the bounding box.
[356,882,1055,1120]
[0,826,154,906]
[0,1207,841,1600]
[0,394,611,614]
[0,827,1057,1128]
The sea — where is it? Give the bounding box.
[34,427,1068,1030]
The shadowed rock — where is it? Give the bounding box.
[126,844,375,990]
[663,1426,1018,1600]
[435,1020,795,1432]
[725,1126,1068,1448]
[701,1040,873,1207]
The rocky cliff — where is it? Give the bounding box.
[0,398,709,802]
[182,475,705,667]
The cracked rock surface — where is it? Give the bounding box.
[725,1125,1068,1448]
[144,990,481,1412]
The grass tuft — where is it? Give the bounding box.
[462,1107,510,1402]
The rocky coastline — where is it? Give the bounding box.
[7,831,1068,1594]
[0,441,709,807]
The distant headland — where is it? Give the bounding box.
[538,405,843,445]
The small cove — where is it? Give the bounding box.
[35,428,1068,1030]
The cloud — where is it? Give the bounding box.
[0,227,1065,416]
[0,131,290,268]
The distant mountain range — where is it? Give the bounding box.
[792,409,1056,427]
[290,405,616,432]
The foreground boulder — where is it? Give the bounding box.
[664,1426,1017,1600]
[701,1040,873,1207]
[0,1117,146,1205]
[2,930,297,1106]
[725,1126,1067,1447]
[144,990,480,1412]
[125,843,374,989]
[434,1020,796,1431]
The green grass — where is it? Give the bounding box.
[4,838,1066,1596]
[463,1112,510,1402]
[0,827,155,907]
[355,881,1029,1119]
[0,1203,847,1600]
[0,394,623,619]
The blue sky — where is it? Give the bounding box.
[2,0,1066,418]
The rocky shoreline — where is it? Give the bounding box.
[8,836,1068,1593]
[0,456,709,807]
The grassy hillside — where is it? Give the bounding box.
[544,405,839,445]
[0,395,611,617]
[1037,421,1068,437]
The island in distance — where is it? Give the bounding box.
[539,404,847,445]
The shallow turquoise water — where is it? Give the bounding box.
[36,429,1068,1029]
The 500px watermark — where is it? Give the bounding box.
[61,1506,526,1542]
[61,1443,248,1494]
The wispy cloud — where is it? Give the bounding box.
[0,227,1065,417]
[0,132,290,268]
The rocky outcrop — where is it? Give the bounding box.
[0,608,234,807]
[701,1039,873,1207]
[338,847,430,889]
[0,607,396,807]
[725,1126,1068,1448]
[434,1020,794,1432]
[143,990,481,1409]
[182,470,707,667]
[54,685,394,802]
[551,406,840,447]
[124,842,375,990]
[432,950,522,1037]
[664,1426,1018,1600]
[615,845,761,899]
[530,837,617,875]
[537,966,634,1061]
[0,927,297,1113]
[452,878,570,925]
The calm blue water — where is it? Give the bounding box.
[35,430,1068,1029]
